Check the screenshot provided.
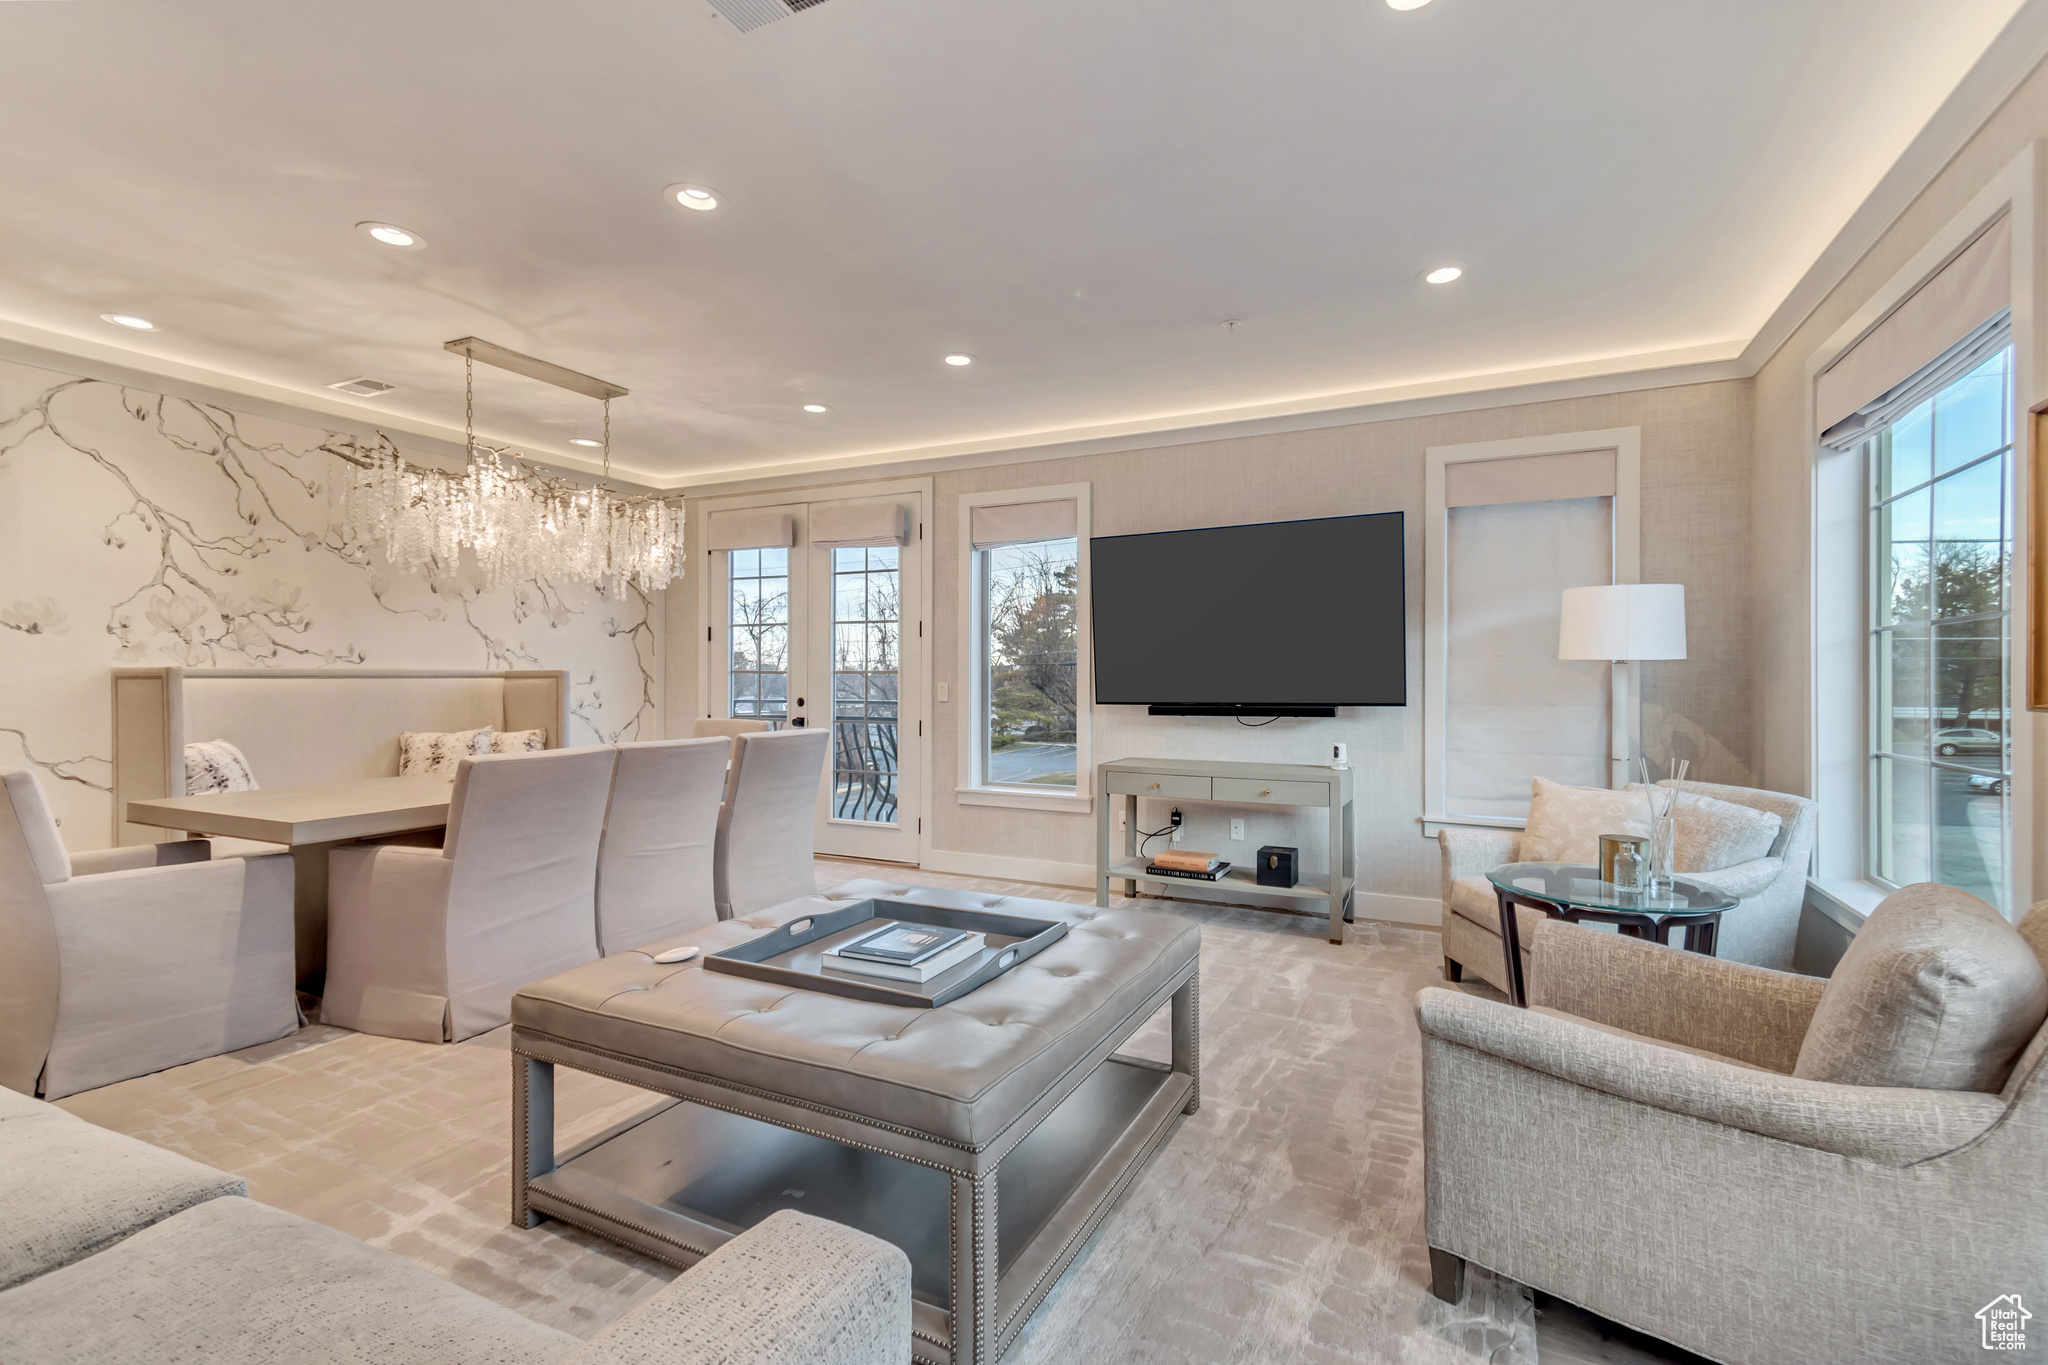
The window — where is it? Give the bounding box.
[1869,346,2013,911]
[727,547,789,722]
[831,545,899,820]
[978,536,1080,789]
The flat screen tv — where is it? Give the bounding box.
[1090,512,1405,716]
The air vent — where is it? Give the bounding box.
[708,0,833,32]
[328,377,397,398]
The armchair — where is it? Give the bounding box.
[1418,899,2048,1365]
[0,770,297,1101]
[1437,779,1817,993]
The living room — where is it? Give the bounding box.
[2,2,2045,1363]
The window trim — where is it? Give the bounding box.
[954,482,1093,813]
[1805,149,2034,920]
[1420,428,1643,832]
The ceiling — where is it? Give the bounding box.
[0,0,2026,483]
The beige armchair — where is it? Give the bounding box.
[322,747,616,1043]
[1418,893,2048,1365]
[0,770,296,1100]
[1438,778,1818,993]
[713,728,830,920]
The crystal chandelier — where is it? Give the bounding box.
[330,339,685,598]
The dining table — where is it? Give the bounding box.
[125,774,455,991]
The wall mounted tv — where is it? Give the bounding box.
[1090,512,1405,717]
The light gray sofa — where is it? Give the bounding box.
[1438,778,1818,993]
[1418,887,2048,1365]
[0,1086,911,1365]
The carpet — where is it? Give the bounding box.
[56,866,1537,1362]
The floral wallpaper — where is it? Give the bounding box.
[0,355,664,849]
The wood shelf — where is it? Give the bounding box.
[1107,860,1353,904]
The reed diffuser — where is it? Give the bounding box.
[1638,757,1690,892]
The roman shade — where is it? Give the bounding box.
[1443,449,1616,507]
[970,499,1076,550]
[1817,214,2011,442]
[809,502,909,549]
[705,509,797,552]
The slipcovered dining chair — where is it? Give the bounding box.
[322,747,616,1043]
[0,769,296,1100]
[714,728,830,920]
[594,738,729,955]
[691,718,772,741]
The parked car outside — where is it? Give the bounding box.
[1933,727,2006,757]
[1968,773,2008,795]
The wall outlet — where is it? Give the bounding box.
[1115,804,1127,829]
[1230,817,1245,841]
[1169,807,1184,843]
[936,681,950,703]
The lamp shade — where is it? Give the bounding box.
[1558,583,1687,661]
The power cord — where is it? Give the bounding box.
[1235,714,1280,727]
[1136,824,1177,857]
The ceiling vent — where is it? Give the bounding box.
[327,377,397,398]
[708,0,833,33]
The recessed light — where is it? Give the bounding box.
[1424,266,1463,284]
[101,313,155,330]
[357,221,426,250]
[1387,0,1435,9]
[568,436,604,447]
[665,183,720,212]
[943,354,975,367]
[802,403,830,413]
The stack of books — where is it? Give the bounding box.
[1145,849,1231,881]
[822,922,987,982]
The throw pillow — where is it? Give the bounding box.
[183,740,258,795]
[489,729,547,754]
[1626,784,1781,873]
[398,727,492,777]
[1794,882,2048,1093]
[1520,777,1648,864]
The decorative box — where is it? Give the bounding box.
[1255,845,1299,888]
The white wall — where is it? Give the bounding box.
[671,377,1754,916]
[0,355,662,849]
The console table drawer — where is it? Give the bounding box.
[1213,776,1332,807]
[1106,771,1212,800]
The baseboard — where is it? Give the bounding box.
[919,847,1098,890]
[1353,891,1442,927]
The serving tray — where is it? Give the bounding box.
[704,897,1069,1007]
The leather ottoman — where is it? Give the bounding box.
[511,879,1200,1365]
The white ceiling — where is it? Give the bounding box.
[0,0,2026,483]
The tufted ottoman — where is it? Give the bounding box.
[510,878,1199,1365]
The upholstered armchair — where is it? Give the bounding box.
[1438,779,1818,993]
[0,770,297,1101]
[1418,888,2048,1365]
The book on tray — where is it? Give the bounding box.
[1145,861,1232,882]
[823,925,988,982]
[1151,848,1222,873]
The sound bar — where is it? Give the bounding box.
[1146,704,1338,718]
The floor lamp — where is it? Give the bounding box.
[1558,584,1687,789]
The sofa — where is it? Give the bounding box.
[1418,884,2048,1365]
[1438,778,1818,993]
[0,1086,911,1364]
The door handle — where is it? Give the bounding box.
[790,717,807,727]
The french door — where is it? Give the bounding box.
[713,492,925,862]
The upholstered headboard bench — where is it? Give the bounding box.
[110,668,568,845]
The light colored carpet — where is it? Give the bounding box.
[52,862,1680,1363]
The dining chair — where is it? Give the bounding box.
[0,769,296,1100]
[691,718,773,740]
[714,728,830,920]
[594,738,729,955]
[322,746,616,1043]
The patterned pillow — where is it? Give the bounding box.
[489,728,547,754]
[398,727,493,777]
[1520,776,1648,864]
[184,740,258,795]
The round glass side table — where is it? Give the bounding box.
[1484,862,1740,1007]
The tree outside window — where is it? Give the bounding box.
[981,537,1078,787]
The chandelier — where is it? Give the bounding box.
[331,338,686,598]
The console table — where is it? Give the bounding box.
[1095,756,1356,943]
